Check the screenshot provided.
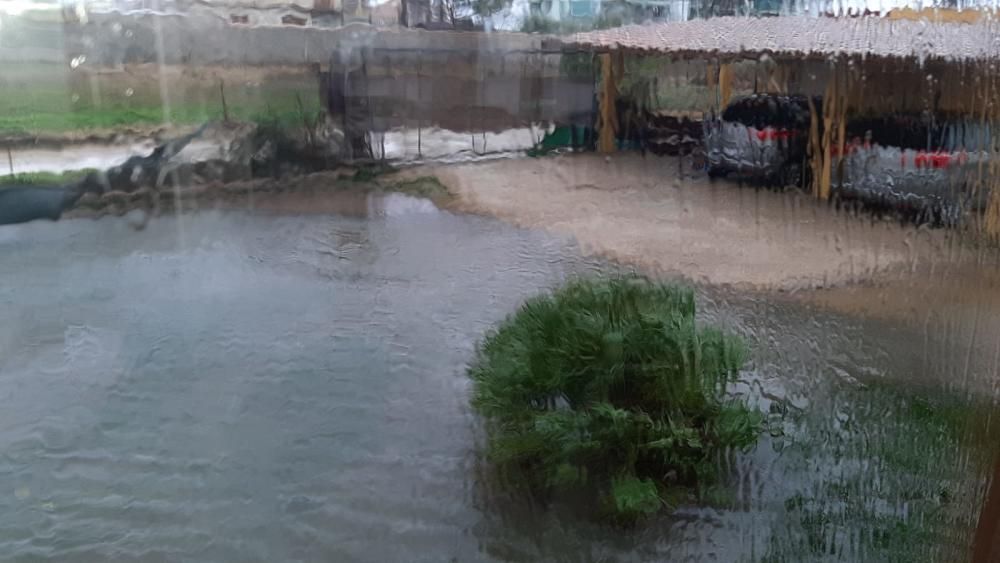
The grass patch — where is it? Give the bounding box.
[0,169,96,187]
[385,176,450,201]
[351,163,397,183]
[0,64,321,135]
[470,277,762,524]
[757,381,998,562]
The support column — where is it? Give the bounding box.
[597,53,618,154]
[973,456,1000,563]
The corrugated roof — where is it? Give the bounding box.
[568,16,1000,62]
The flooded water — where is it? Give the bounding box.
[0,196,993,561]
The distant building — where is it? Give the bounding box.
[527,0,689,23]
[530,0,601,20]
[77,0,404,27]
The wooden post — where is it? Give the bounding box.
[597,53,618,154]
[973,456,1000,563]
[719,63,733,108]
[807,95,822,198]
[815,60,849,201]
[417,58,422,158]
[6,146,13,177]
[219,79,230,123]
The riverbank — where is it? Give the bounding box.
[46,151,974,290]
[61,168,453,220]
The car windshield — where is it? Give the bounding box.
[721,95,813,129]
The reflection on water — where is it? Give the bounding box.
[0,203,993,561]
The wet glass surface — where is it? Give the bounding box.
[1,1,1000,561]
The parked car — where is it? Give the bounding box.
[836,114,990,224]
[705,94,991,224]
[703,94,814,188]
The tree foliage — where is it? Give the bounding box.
[470,277,762,523]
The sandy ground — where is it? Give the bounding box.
[418,153,963,290]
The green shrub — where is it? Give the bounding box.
[0,169,97,188]
[470,277,762,523]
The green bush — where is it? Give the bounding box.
[0,169,97,188]
[470,277,762,523]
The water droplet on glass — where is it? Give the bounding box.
[69,55,86,69]
[71,94,80,103]
[125,88,134,97]
[112,22,122,34]
[125,30,134,38]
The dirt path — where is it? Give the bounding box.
[418,153,960,290]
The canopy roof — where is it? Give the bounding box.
[567,15,1000,63]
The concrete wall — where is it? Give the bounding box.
[0,12,591,133]
[0,12,547,66]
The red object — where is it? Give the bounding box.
[756,129,768,142]
[915,150,927,168]
[930,152,951,169]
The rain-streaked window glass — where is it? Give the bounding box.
[0,0,999,561]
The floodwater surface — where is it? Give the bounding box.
[0,195,993,561]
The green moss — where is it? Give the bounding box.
[386,176,450,201]
[351,163,397,183]
[0,64,321,135]
[0,169,96,187]
[757,382,998,562]
[470,277,762,524]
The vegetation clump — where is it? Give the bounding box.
[470,277,762,523]
[0,169,97,188]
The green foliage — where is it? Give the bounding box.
[757,382,1000,562]
[386,176,451,201]
[0,62,320,135]
[0,169,97,187]
[518,13,623,34]
[611,475,661,521]
[351,163,398,183]
[470,0,507,17]
[470,277,762,523]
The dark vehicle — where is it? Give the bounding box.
[706,94,991,224]
[703,94,814,188]
[836,114,990,224]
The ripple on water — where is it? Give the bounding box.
[0,208,987,562]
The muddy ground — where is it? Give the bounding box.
[63,168,451,220]
[62,151,979,291]
[413,153,964,290]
